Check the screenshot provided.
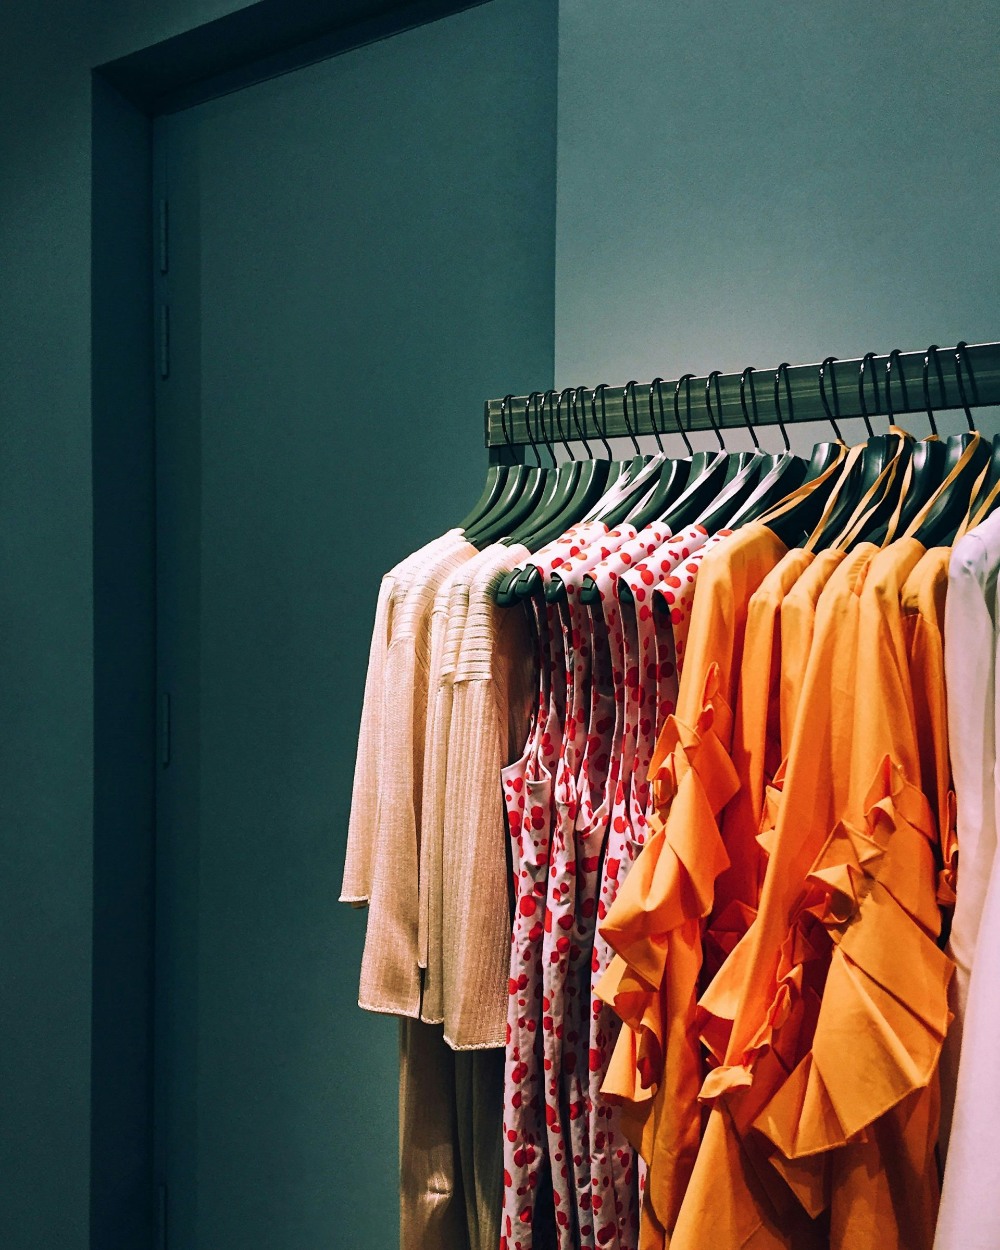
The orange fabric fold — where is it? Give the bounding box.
[596,523,790,1238]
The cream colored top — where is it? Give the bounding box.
[419,543,510,1024]
[442,543,534,1048]
[341,529,466,904]
[356,535,478,1017]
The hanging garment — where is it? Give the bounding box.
[936,512,1000,1151]
[441,541,533,1049]
[670,432,979,1249]
[342,529,471,906]
[934,508,1000,1250]
[349,532,479,1250]
[501,591,558,1250]
[501,520,620,1250]
[597,520,790,1247]
[583,524,717,1250]
[357,535,478,1017]
[553,524,670,1250]
[345,400,1000,1250]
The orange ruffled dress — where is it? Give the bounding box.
[595,520,790,1246]
[680,537,954,1250]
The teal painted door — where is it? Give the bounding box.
[152,4,556,1245]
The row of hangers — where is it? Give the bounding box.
[453,342,1000,608]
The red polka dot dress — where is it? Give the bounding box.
[579,522,673,1250]
[501,591,557,1250]
[620,526,710,841]
[500,521,611,1250]
[655,531,734,679]
[550,529,645,1249]
[539,526,638,1250]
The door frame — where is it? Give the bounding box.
[89,4,487,1244]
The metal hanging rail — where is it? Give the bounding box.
[483,341,1000,459]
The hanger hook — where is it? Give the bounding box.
[772,363,793,452]
[818,357,845,442]
[704,370,727,450]
[955,341,978,431]
[646,378,666,453]
[591,384,614,459]
[655,376,692,454]
[523,392,541,467]
[555,387,576,461]
[922,345,945,437]
[738,366,762,449]
[542,390,559,467]
[857,352,878,438]
[674,374,697,450]
[622,380,642,455]
[884,349,911,433]
[499,393,514,452]
[572,385,593,458]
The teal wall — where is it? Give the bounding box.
[1,5,256,1246]
[555,0,1000,408]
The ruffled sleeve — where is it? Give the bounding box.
[746,756,953,1164]
[596,664,738,1038]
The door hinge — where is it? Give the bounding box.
[156,1182,168,1250]
[160,692,171,767]
[158,305,170,379]
[158,198,169,274]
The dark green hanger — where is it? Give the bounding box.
[465,392,536,544]
[498,384,622,604]
[767,355,877,549]
[652,373,745,535]
[466,392,552,546]
[458,463,509,533]
[867,348,947,543]
[972,434,1000,513]
[755,357,851,547]
[457,396,516,532]
[810,351,901,548]
[461,394,519,535]
[626,377,694,528]
[802,356,846,480]
[512,387,615,551]
[506,389,582,543]
[913,343,988,546]
[710,364,807,531]
[592,380,661,528]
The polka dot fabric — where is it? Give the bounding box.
[553,532,641,1249]
[620,526,710,837]
[578,523,674,1250]
[501,594,562,1250]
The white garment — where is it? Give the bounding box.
[934,511,1000,1250]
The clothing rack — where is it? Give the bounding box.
[484,341,1000,463]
